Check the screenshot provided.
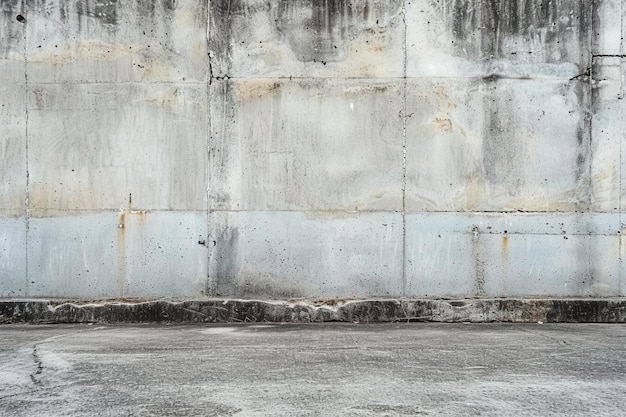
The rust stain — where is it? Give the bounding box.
[28,40,173,80]
[461,176,486,211]
[132,210,148,228]
[116,206,149,297]
[29,41,140,65]
[117,211,127,297]
[617,229,626,261]
[428,115,453,133]
[303,211,360,221]
[471,226,485,297]
[505,196,580,212]
[432,85,457,110]
[501,232,509,257]
[32,88,46,109]
[342,83,396,96]
[148,88,182,109]
[235,81,281,100]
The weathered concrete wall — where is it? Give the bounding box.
[0,0,625,299]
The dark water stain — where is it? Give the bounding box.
[277,0,403,62]
[562,80,590,196]
[95,0,118,25]
[1,0,21,10]
[233,277,306,299]
[68,0,180,32]
[210,0,403,70]
[1,1,25,56]
[479,78,526,191]
[208,81,236,207]
[435,0,594,68]
[211,222,241,295]
[478,76,589,208]
[73,0,119,26]
[164,0,177,11]
[58,1,67,21]
[210,0,242,74]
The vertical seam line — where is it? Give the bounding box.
[401,0,408,297]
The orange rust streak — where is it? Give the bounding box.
[133,210,147,227]
[501,235,508,256]
[117,212,127,297]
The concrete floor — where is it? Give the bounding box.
[1,323,625,416]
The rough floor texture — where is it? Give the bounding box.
[1,323,626,416]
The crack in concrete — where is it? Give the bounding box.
[592,54,626,58]
[29,344,43,385]
[0,391,38,401]
[25,327,107,386]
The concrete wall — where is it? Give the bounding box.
[0,0,625,299]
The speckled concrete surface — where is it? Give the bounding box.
[1,323,625,416]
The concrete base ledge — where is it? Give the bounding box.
[2,298,626,324]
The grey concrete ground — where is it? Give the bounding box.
[0,324,625,416]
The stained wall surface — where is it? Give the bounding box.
[1,0,625,299]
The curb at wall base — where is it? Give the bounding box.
[2,298,626,323]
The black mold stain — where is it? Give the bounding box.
[436,0,594,68]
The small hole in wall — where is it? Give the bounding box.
[16,14,25,23]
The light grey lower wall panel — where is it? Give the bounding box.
[0,216,26,298]
[405,212,622,298]
[27,212,119,298]
[209,211,404,298]
[123,210,207,298]
[27,211,207,298]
